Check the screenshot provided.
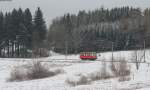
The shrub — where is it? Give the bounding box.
[111,59,131,77]
[8,61,63,82]
[89,68,111,81]
[66,69,111,86]
[8,66,29,82]
[118,76,131,82]
[27,61,52,79]
[89,71,101,81]
[66,64,112,86]
[65,74,90,86]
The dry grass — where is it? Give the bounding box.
[27,61,51,79]
[65,74,90,86]
[8,61,63,82]
[110,58,131,82]
[8,65,29,81]
[89,68,111,81]
[118,76,131,82]
[66,62,111,86]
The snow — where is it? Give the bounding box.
[0,50,150,90]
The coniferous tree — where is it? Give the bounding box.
[33,7,47,56]
[0,8,49,57]
[0,12,4,56]
[0,12,4,40]
[24,8,33,49]
[11,9,18,36]
[48,7,146,53]
[63,14,74,53]
[33,7,47,46]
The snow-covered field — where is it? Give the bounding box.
[0,50,150,90]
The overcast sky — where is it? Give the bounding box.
[0,0,150,26]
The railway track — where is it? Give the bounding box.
[0,58,150,65]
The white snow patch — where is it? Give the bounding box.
[0,50,150,89]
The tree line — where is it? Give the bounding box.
[1,6,150,57]
[48,7,150,54]
[0,7,47,57]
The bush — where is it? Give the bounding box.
[89,71,101,81]
[118,76,131,82]
[8,66,29,82]
[66,64,112,86]
[27,61,52,79]
[66,69,111,86]
[8,61,63,82]
[65,74,90,86]
[89,68,111,81]
[111,59,131,77]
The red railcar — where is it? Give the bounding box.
[80,52,97,60]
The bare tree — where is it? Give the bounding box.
[132,50,145,70]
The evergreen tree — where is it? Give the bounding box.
[11,9,19,38]
[33,7,47,46]
[0,12,4,56]
[32,7,47,57]
[4,13,13,39]
[24,8,33,49]
[0,12,4,40]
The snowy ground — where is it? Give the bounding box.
[0,50,150,90]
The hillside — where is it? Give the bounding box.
[0,50,150,90]
[48,7,150,54]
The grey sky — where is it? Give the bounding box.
[0,0,150,26]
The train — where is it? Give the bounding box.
[80,52,97,60]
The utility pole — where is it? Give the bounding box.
[65,41,68,60]
[144,40,146,62]
[111,42,114,62]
